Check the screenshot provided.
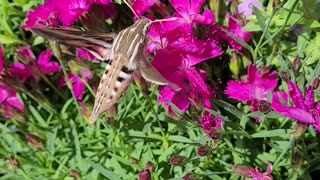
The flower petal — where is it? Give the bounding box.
[304,85,314,109]
[288,81,306,110]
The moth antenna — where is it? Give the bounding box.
[123,0,139,19]
[152,17,178,23]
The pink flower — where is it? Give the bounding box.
[0,85,25,118]
[133,0,156,17]
[225,64,278,112]
[59,67,93,100]
[23,0,58,28]
[233,162,273,180]
[272,81,320,132]
[55,0,93,27]
[238,0,262,16]
[24,0,113,28]
[166,0,215,33]
[76,49,99,62]
[8,46,61,83]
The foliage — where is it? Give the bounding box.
[1,0,320,179]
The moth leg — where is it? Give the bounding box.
[106,104,117,119]
[133,71,150,98]
[136,48,169,85]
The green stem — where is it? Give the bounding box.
[145,88,168,148]
[273,136,294,168]
[52,43,83,121]
[253,9,277,61]
[267,0,299,62]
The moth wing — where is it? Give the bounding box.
[32,28,116,60]
[138,60,168,85]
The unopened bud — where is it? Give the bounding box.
[79,103,91,123]
[146,161,155,172]
[292,123,308,139]
[138,170,150,180]
[131,157,139,164]
[292,56,301,74]
[313,78,320,89]
[257,100,271,113]
[197,146,211,156]
[70,169,81,180]
[291,148,303,168]
[280,71,290,82]
[182,172,198,180]
[26,133,44,151]
[232,165,253,178]
[68,60,81,75]
[170,155,188,166]
[6,157,19,170]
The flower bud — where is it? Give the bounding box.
[79,103,91,123]
[68,60,81,75]
[292,56,301,75]
[313,78,320,89]
[6,157,19,170]
[131,157,139,164]
[170,155,188,166]
[232,165,253,178]
[138,170,150,180]
[292,123,308,139]
[257,100,271,113]
[25,133,44,151]
[182,172,198,180]
[280,71,290,82]
[291,148,303,168]
[197,146,211,156]
[70,169,81,180]
[146,161,155,172]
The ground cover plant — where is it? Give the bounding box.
[1,0,320,179]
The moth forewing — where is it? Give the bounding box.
[31,18,172,125]
[32,28,116,60]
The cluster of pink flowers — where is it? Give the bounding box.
[0,46,24,118]
[18,0,257,137]
[7,0,320,179]
[131,0,254,137]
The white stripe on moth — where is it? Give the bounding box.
[111,90,117,97]
[127,34,140,57]
[119,71,131,79]
[115,81,121,88]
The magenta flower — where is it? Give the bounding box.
[0,46,24,118]
[225,64,278,112]
[24,0,113,28]
[272,81,320,132]
[59,67,93,100]
[76,49,99,62]
[238,0,262,16]
[8,46,61,83]
[0,85,25,118]
[133,0,156,17]
[23,0,58,28]
[165,0,215,33]
[233,162,273,180]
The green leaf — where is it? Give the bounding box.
[168,135,194,144]
[0,34,23,45]
[29,105,48,127]
[222,29,254,54]
[213,99,244,120]
[251,129,293,138]
[86,160,121,180]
